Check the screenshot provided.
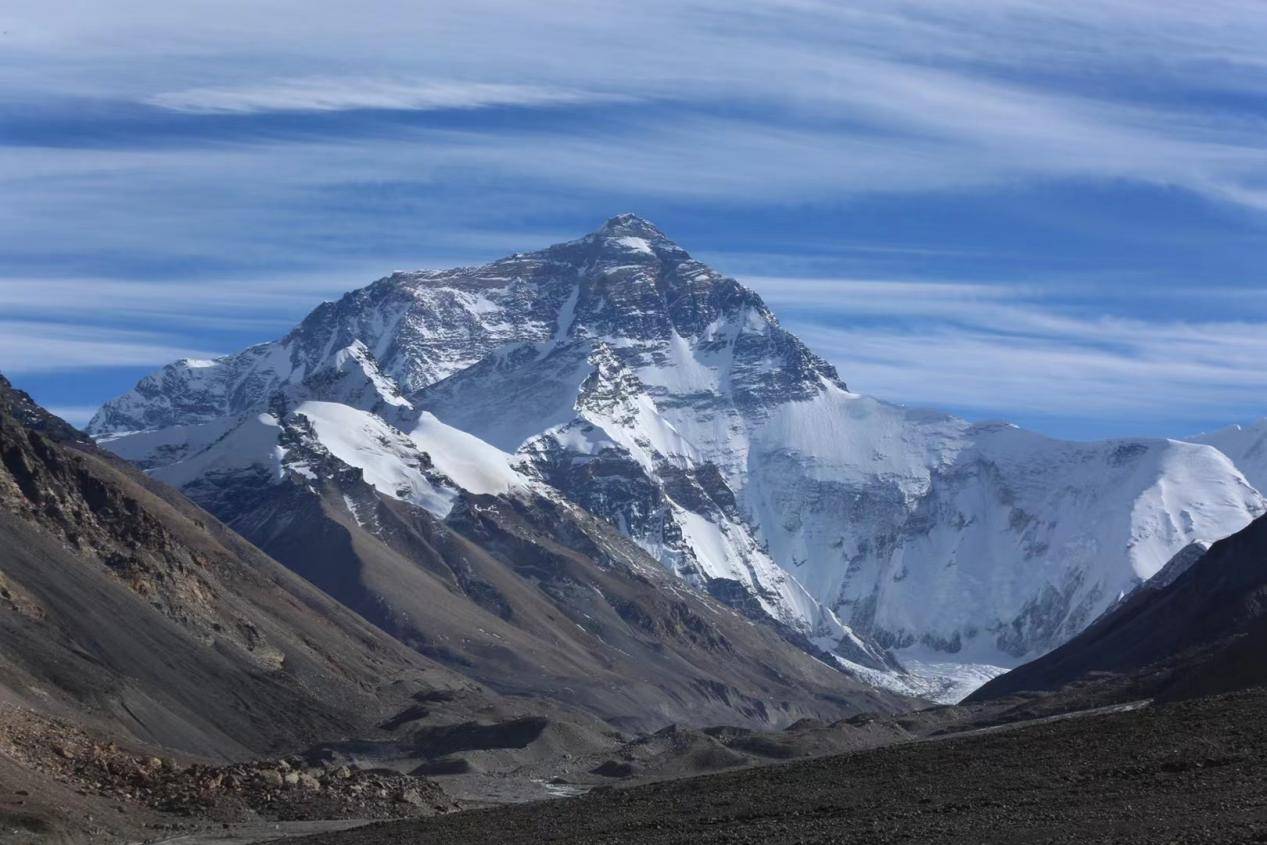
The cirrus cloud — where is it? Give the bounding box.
[146,77,630,115]
[746,275,1267,436]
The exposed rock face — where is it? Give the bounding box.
[90,215,1265,698]
[1,375,270,659]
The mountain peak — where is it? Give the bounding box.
[594,213,667,241]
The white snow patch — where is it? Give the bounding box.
[409,411,529,496]
[296,401,457,518]
[614,236,653,255]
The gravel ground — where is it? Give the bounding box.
[288,688,1267,845]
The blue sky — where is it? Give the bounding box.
[3,0,1267,440]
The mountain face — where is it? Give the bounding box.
[91,215,1265,700]
[969,513,1267,704]
[96,400,904,731]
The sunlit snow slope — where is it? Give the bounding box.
[1189,419,1267,494]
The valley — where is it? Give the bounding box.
[289,689,1267,845]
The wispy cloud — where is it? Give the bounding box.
[0,275,366,323]
[146,77,627,115]
[7,0,1267,208]
[4,0,1267,438]
[0,321,219,374]
[746,276,1267,431]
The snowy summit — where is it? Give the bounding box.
[92,216,1265,701]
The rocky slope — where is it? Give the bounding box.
[969,512,1267,704]
[0,373,483,758]
[91,215,1266,699]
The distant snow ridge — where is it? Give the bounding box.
[91,214,1266,701]
[1189,419,1267,494]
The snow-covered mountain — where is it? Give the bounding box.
[91,215,1266,700]
[1189,419,1267,494]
